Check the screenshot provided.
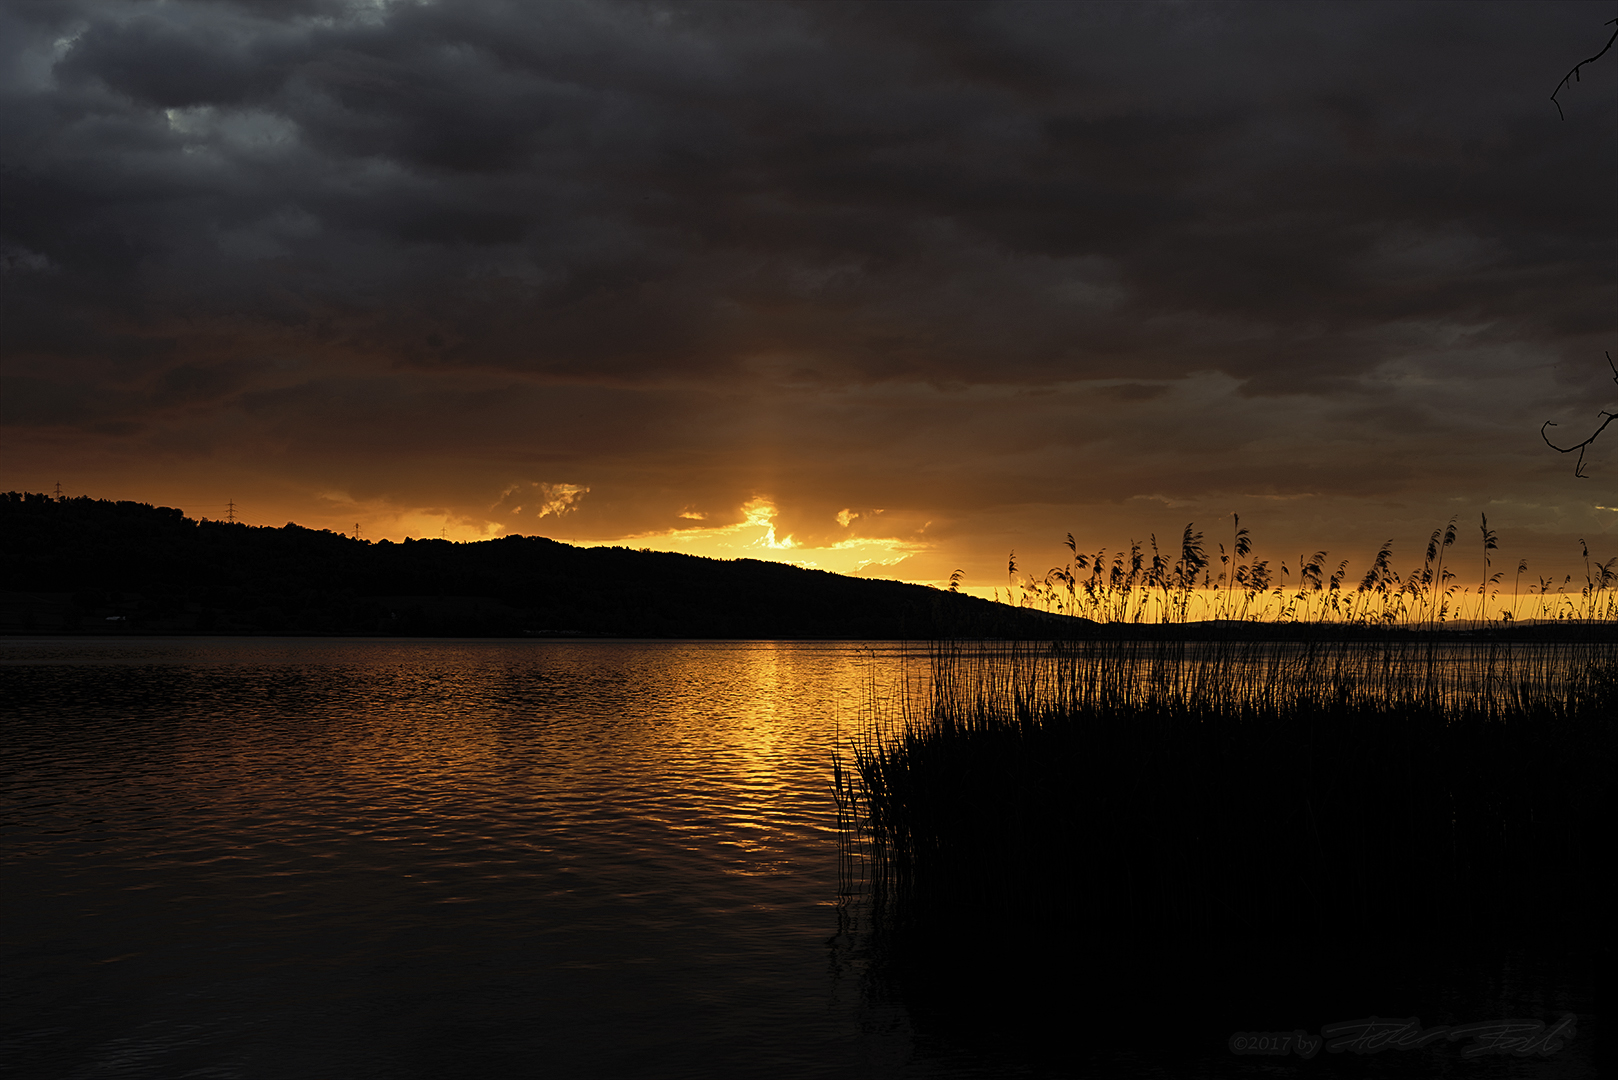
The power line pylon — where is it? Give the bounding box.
[53,481,62,499]
[226,499,237,524]
[354,522,362,540]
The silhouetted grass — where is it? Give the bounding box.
[836,637,1614,971]
[1003,517,1618,624]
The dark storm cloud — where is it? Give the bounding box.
[1,0,1614,558]
[6,1,1609,373]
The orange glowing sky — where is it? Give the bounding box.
[3,1,1615,592]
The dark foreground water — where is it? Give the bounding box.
[1,637,1600,1079]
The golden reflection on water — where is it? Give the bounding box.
[142,640,912,885]
[3,638,948,1079]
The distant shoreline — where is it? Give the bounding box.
[4,620,1612,644]
[5,494,1613,642]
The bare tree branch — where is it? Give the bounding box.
[1552,17,1618,119]
[1542,353,1618,478]
[1542,21,1617,476]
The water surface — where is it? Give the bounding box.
[2,636,1597,1079]
[3,638,937,1079]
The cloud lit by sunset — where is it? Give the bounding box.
[583,496,932,578]
[2,1,1613,589]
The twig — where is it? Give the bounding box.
[1541,352,1618,478]
[1552,18,1618,120]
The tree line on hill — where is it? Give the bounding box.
[5,494,1601,641]
[0,492,1053,638]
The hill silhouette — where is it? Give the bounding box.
[0,492,1063,638]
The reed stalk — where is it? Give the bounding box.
[1007,521,1616,626]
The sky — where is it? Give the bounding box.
[3,0,1615,595]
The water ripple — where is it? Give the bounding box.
[2,638,925,1079]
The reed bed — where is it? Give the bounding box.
[835,636,1615,968]
[998,518,1618,625]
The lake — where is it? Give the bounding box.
[1,637,1598,1078]
[3,638,983,1079]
